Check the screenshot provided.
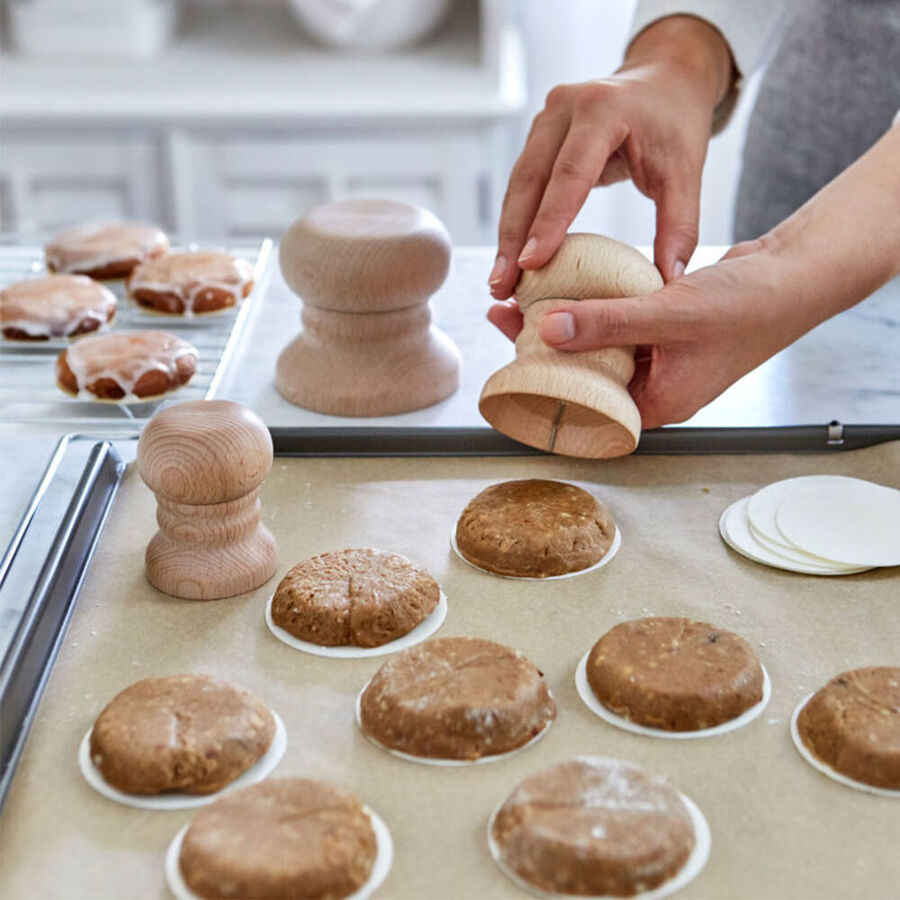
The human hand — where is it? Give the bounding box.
[489,15,733,298]
[490,239,819,430]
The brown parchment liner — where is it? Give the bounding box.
[1,443,899,899]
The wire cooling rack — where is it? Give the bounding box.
[0,238,272,426]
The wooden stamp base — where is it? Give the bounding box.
[275,304,460,417]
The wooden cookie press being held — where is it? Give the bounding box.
[137,400,278,600]
[479,234,663,458]
[276,198,460,416]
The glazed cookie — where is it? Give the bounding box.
[179,778,378,899]
[456,479,615,577]
[90,675,275,795]
[128,251,254,316]
[55,330,198,400]
[0,275,116,341]
[46,222,168,279]
[797,666,900,789]
[359,636,556,760]
[586,617,764,731]
[271,548,439,648]
[491,757,696,897]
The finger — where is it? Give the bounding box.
[596,149,631,186]
[492,105,571,298]
[537,293,687,351]
[487,300,524,342]
[651,173,701,282]
[519,115,624,270]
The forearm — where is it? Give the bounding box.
[621,14,734,113]
[764,123,900,330]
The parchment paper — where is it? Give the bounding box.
[2,442,899,899]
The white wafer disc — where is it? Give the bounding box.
[776,480,900,567]
[746,475,863,563]
[718,498,868,576]
[746,519,849,571]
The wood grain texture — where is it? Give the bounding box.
[137,399,278,600]
[276,198,460,416]
[480,234,664,459]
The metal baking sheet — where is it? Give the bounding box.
[0,439,898,898]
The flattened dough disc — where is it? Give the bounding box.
[776,481,900,568]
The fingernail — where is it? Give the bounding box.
[518,237,538,263]
[541,311,576,344]
[673,259,686,279]
[488,255,507,285]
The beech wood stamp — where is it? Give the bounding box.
[276,198,460,416]
[479,234,664,458]
[137,399,278,600]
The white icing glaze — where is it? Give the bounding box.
[1,274,116,339]
[45,222,169,275]
[129,252,254,316]
[61,330,198,400]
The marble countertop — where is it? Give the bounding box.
[2,245,899,551]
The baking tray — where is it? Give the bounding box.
[1,435,898,898]
[0,238,273,426]
[3,419,900,810]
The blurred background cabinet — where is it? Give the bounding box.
[0,0,524,243]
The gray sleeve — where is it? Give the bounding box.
[628,0,789,130]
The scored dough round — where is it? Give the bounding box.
[491,757,696,897]
[455,479,615,577]
[271,548,440,648]
[797,667,900,789]
[586,617,764,731]
[90,675,275,795]
[359,636,556,760]
[179,778,377,900]
[775,481,900,567]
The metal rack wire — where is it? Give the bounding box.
[0,238,272,425]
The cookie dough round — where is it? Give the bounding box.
[0,275,116,341]
[271,548,439,648]
[359,636,556,760]
[492,757,695,897]
[56,330,198,400]
[455,479,615,577]
[797,666,900,789]
[46,222,168,279]
[179,778,378,900]
[128,251,254,315]
[89,675,275,795]
[587,617,764,732]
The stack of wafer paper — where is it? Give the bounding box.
[719,475,900,575]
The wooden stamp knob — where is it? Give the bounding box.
[137,400,278,600]
[275,198,460,416]
[479,234,664,459]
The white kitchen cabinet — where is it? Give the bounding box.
[0,1,525,243]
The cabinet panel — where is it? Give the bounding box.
[0,138,165,233]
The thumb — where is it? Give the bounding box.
[537,292,682,351]
[652,176,701,282]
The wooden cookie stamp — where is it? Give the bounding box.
[276,198,460,416]
[137,400,278,600]
[479,234,663,458]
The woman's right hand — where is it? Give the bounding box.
[489,14,734,297]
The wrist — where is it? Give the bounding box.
[622,15,735,111]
